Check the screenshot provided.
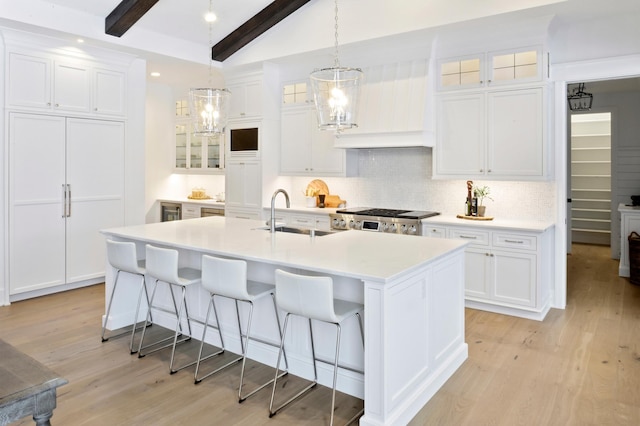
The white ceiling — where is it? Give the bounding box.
[2,0,640,92]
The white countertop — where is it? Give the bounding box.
[102,216,467,282]
[619,203,640,213]
[423,215,554,232]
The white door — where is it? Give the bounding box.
[66,118,125,283]
[9,113,66,294]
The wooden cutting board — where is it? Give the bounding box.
[306,179,329,196]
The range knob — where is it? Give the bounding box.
[388,223,397,233]
[408,225,417,234]
[332,218,340,228]
[382,222,389,232]
[339,219,346,228]
[349,220,356,229]
[400,224,408,234]
[355,221,362,230]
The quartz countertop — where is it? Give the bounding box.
[102,216,467,282]
[423,215,554,232]
[618,203,640,212]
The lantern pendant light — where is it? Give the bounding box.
[189,0,230,136]
[310,0,363,132]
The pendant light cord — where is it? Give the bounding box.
[334,0,340,68]
[208,0,213,87]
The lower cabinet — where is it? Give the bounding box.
[263,209,332,231]
[424,222,554,320]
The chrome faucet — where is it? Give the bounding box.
[270,189,290,233]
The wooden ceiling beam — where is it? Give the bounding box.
[106,0,160,37]
[212,0,312,62]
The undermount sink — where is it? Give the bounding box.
[256,226,337,237]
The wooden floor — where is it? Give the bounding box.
[1,243,639,425]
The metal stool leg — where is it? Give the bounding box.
[194,295,227,383]
[269,315,318,418]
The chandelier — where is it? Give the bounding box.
[189,0,230,136]
[310,0,363,132]
[567,83,593,111]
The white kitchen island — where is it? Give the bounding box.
[101,216,468,426]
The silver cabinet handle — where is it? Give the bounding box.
[504,239,524,244]
[62,184,67,218]
[459,235,477,239]
[67,184,71,217]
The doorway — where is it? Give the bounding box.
[568,112,612,247]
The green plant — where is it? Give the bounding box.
[473,185,493,206]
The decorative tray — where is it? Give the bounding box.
[456,215,494,221]
[187,195,212,200]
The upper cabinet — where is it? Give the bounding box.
[7,52,126,117]
[280,100,357,177]
[435,87,545,179]
[434,45,549,180]
[437,46,543,91]
[174,100,224,172]
[226,74,263,120]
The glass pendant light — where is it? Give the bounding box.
[189,0,230,136]
[310,0,363,132]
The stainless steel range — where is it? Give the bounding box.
[330,208,439,236]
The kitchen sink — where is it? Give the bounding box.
[256,226,337,236]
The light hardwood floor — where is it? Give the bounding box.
[1,244,639,425]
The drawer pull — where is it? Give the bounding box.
[459,235,477,239]
[504,239,524,244]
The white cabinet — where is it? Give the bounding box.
[435,87,545,179]
[225,160,261,213]
[437,46,542,91]
[9,113,125,295]
[7,52,126,117]
[438,224,553,320]
[263,209,332,231]
[280,106,357,176]
[181,204,201,219]
[175,121,224,171]
[227,77,263,120]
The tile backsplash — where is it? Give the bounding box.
[292,147,556,222]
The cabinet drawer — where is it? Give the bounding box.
[182,204,200,219]
[449,228,490,246]
[423,226,447,238]
[493,232,537,251]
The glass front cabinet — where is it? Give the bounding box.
[175,99,224,171]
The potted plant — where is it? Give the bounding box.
[473,184,493,217]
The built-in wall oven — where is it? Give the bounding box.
[161,202,181,222]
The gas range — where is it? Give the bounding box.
[330,208,440,236]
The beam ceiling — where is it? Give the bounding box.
[106,0,161,38]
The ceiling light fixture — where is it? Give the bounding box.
[189,0,230,136]
[310,0,363,132]
[567,82,593,111]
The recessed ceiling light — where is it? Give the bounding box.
[205,12,217,23]
[150,72,161,77]
[77,38,84,43]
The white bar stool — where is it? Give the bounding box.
[137,244,202,374]
[269,269,365,426]
[101,239,151,354]
[194,255,288,402]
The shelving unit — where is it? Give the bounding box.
[570,113,612,245]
